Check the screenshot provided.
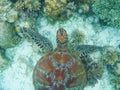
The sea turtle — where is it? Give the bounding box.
[22,28,103,90]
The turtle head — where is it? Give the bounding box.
[56,28,68,48]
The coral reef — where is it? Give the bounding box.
[0,0,38,48]
[0,0,96,23]
[0,0,11,21]
[0,0,95,22]
[0,22,21,49]
[74,0,94,14]
[12,0,41,31]
[14,0,41,12]
[44,0,76,20]
[101,48,120,90]
[0,0,18,23]
[0,0,11,13]
[44,0,95,20]
[0,0,38,33]
[101,47,120,76]
[92,0,120,28]
[5,9,18,23]
[102,51,119,65]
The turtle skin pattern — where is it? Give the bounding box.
[33,49,87,90]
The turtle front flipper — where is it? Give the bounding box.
[73,45,103,58]
[21,27,53,53]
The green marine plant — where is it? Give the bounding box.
[20,27,103,90]
[92,0,120,28]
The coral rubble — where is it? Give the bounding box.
[101,48,120,90]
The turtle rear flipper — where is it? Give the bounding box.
[86,61,103,86]
[72,45,104,86]
[81,55,103,86]
[21,27,53,53]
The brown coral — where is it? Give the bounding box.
[44,0,66,20]
[44,0,76,20]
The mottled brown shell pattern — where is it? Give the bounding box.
[33,49,87,90]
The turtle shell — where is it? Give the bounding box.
[33,49,87,90]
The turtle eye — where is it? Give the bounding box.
[57,28,67,43]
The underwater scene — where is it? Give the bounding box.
[0,0,120,90]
